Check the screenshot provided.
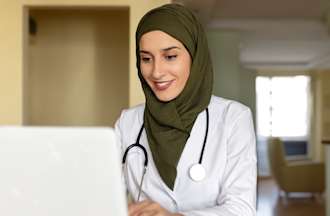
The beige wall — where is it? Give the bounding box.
[314,71,330,145]
[0,2,23,124]
[320,72,330,138]
[307,70,330,161]
[0,0,170,125]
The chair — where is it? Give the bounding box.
[267,137,325,196]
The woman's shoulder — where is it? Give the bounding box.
[209,95,252,123]
[117,103,145,125]
[115,104,145,145]
[210,95,250,112]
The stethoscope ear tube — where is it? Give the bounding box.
[121,124,148,202]
[122,143,148,167]
[122,124,148,167]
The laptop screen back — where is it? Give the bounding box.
[0,126,127,216]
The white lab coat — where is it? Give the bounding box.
[115,96,257,216]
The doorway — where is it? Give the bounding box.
[23,7,129,126]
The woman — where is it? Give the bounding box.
[115,3,256,216]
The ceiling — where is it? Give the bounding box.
[174,0,330,70]
[212,0,323,19]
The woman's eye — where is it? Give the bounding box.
[141,57,151,63]
[165,55,177,61]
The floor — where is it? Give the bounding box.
[257,178,325,216]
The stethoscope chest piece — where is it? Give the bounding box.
[189,163,206,182]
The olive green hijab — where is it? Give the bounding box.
[136,4,213,190]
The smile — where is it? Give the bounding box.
[153,80,173,91]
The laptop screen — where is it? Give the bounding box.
[0,126,127,216]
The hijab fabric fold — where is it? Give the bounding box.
[136,3,213,190]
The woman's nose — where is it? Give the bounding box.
[151,59,165,79]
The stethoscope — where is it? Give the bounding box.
[122,108,209,201]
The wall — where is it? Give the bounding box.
[310,71,324,161]
[0,0,170,125]
[207,30,257,118]
[320,72,330,139]
[0,1,23,124]
[271,70,330,161]
[326,145,330,216]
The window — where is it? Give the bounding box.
[256,76,311,139]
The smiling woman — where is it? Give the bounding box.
[115,3,257,216]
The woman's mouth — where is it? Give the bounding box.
[153,80,173,91]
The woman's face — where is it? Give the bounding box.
[139,30,191,102]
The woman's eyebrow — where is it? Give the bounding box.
[139,46,180,54]
[139,50,151,54]
[162,46,180,51]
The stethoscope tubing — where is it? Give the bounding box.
[122,123,147,166]
[199,108,209,164]
[122,108,209,200]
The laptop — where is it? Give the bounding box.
[0,126,127,216]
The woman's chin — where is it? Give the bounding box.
[154,92,177,102]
